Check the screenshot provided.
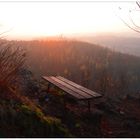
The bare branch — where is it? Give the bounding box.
[136,1,140,8]
[118,1,140,33]
[119,15,140,33]
[0,44,26,89]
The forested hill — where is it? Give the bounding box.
[6,39,140,99]
[0,38,140,137]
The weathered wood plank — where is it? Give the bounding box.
[42,76,85,100]
[51,76,92,99]
[57,76,101,98]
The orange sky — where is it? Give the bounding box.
[0,1,139,40]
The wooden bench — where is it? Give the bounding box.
[42,76,102,112]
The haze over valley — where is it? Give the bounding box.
[76,33,140,56]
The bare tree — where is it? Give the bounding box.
[0,26,26,91]
[118,1,140,33]
[0,43,26,91]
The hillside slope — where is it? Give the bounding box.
[0,86,71,137]
[0,39,140,137]
[22,39,140,99]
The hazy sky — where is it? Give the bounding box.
[0,1,139,40]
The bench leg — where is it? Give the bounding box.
[87,100,91,113]
[47,83,51,93]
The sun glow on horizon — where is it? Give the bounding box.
[0,2,138,40]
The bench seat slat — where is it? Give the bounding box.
[57,76,101,97]
[42,76,85,100]
[51,76,92,99]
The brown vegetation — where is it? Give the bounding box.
[0,44,26,91]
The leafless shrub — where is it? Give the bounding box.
[0,43,26,90]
